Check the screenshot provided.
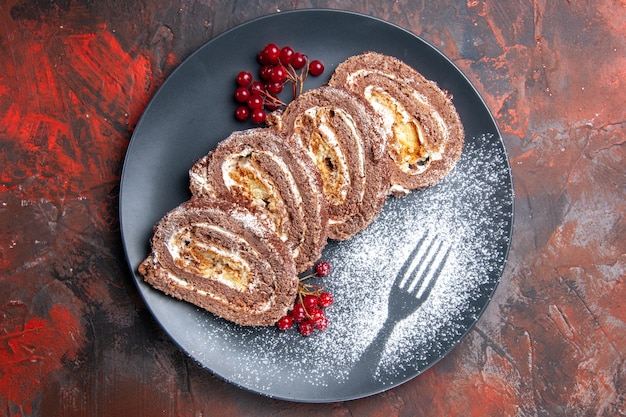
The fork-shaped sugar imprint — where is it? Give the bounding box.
[392,233,451,317]
[348,232,451,384]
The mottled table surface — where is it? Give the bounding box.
[1,1,624,416]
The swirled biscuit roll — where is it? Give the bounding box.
[189,128,328,273]
[329,52,464,195]
[138,199,298,326]
[268,86,389,241]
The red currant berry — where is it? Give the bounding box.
[291,52,307,69]
[270,66,288,83]
[235,105,250,121]
[291,303,306,322]
[318,292,334,308]
[251,108,266,124]
[260,64,274,81]
[279,46,294,65]
[314,316,329,331]
[277,315,293,330]
[236,71,252,87]
[265,81,283,95]
[303,295,318,311]
[309,307,325,323]
[315,261,331,277]
[262,43,280,64]
[250,81,265,95]
[257,50,270,65]
[309,60,324,76]
[247,95,264,110]
[234,86,250,103]
[299,320,315,336]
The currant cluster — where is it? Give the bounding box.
[234,43,325,124]
[277,261,334,336]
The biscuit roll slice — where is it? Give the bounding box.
[269,86,389,241]
[329,52,464,195]
[189,128,328,273]
[138,199,298,326]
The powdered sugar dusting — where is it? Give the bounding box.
[183,133,513,400]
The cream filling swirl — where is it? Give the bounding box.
[349,69,449,174]
[165,273,274,313]
[164,219,276,313]
[166,223,254,292]
[221,149,304,251]
[294,106,365,207]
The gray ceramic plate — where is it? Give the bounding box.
[120,9,514,402]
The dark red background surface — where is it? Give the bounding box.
[1,1,624,416]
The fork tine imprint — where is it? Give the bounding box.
[399,234,451,298]
[396,233,428,289]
